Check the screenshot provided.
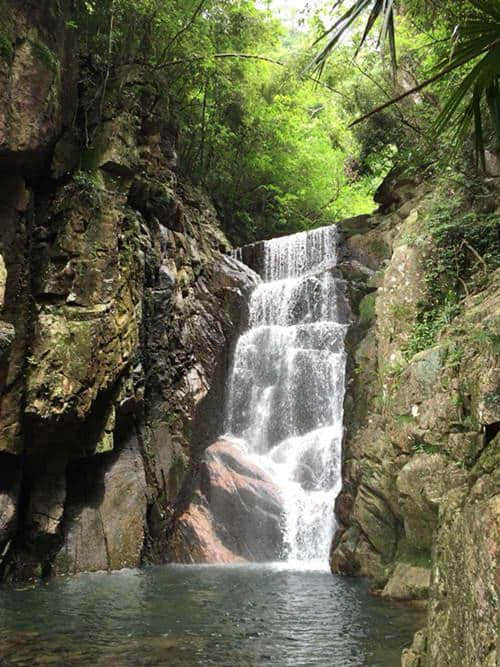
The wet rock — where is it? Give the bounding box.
[0,453,21,549]
[381,562,430,600]
[170,439,284,563]
[54,434,147,575]
[26,455,67,545]
[352,483,398,561]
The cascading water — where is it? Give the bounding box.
[225,225,348,565]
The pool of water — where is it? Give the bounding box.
[0,563,424,666]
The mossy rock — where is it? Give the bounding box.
[359,293,376,326]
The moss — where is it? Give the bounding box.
[359,293,376,326]
[413,442,441,455]
[390,302,414,320]
[29,39,59,73]
[396,541,432,569]
[470,329,500,355]
[368,238,390,258]
[0,31,13,62]
[80,146,103,173]
[72,170,104,207]
[395,414,415,425]
[484,392,500,414]
[472,435,500,476]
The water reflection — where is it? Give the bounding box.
[0,564,424,666]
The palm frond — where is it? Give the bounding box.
[312,0,500,163]
[310,0,397,75]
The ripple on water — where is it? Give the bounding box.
[0,564,425,666]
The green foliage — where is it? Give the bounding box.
[0,32,13,62]
[68,0,398,243]
[404,293,460,360]
[29,40,59,73]
[73,170,104,206]
[311,0,397,76]
[446,343,464,368]
[312,0,500,163]
[404,170,500,360]
[66,0,497,245]
[432,1,500,163]
[425,173,500,290]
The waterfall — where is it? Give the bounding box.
[225,225,347,565]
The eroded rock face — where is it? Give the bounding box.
[0,1,77,161]
[426,440,499,667]
[332,179,500,665]
[169,440,283,563]
[54,431,148,575]
[0,0,259,581]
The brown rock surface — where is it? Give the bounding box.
[54,435,147,575]
[331,178,500,665]
[170,439,283,563]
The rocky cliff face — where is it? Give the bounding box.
[0,1,256,580]
[332,176,499,666]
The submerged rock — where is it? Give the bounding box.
[170,439,284,563]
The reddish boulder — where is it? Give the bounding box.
[170,440,283,563]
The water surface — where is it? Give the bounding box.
[0,564,423,666]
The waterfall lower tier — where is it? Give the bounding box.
[225,225,347,564]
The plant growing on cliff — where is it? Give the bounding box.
[404,171,500,360]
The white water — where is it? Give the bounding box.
[225,226,347,565]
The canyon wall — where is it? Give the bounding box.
[0,6,498,666]
[332,177,499,666]
[0,1,256,580]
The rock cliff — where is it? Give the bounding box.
[332,175,499,666]
[0,1,256,580]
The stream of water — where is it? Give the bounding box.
[227,226,347,563]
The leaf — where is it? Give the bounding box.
[310,0,397,74]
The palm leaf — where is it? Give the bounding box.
[313,0,500,163]
[310,0,397,75]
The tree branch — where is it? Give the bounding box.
[161,0,208,58]
[349,38,500,127]
[145,52,351,100]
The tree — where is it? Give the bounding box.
[311,0,500,163]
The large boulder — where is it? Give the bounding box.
[170,439,284,563]
[381,562,430,600]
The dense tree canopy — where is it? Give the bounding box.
[71,0,499,243]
